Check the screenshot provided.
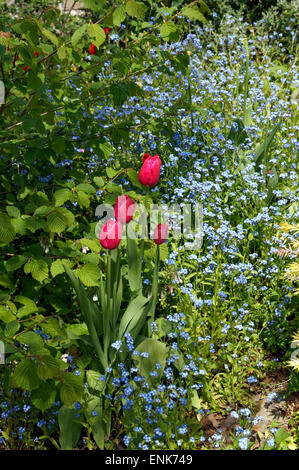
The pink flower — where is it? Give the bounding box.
[138,153,161,187]
[99,219,122,250]
[153,224,168,245]
[114,195,136,225]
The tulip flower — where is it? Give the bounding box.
[89,43,97,55]
[104,28,111,35]
[114,195,136,225]
[153,223,168,245]
[138,153,161,187]
[99,219,122,250]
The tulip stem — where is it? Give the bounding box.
[104,250,112,359]
[148,244,160,336]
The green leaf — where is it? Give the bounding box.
[17,331,44,354]
[181,5,207,22]
[31,380,57,412]
[93,176,105,188]
[37,354,66,380]
[134,338,167,382]
[77,191,90,208]
[86,396,106,449]
[58,405,82,450]
[53,188,72,207]
[42,28,59,46]
[80,238,101,252]
[28,258,49,283]
[47,210,67,234]
[86,370,105,392]
[59,373,84,406]
[77,263,101,287]
[255,121,281,169]
[0,305,15,323]
[87,24,106,48]
[71,24,87,47]
[81,0,102,10]
[6,206,20,218]
[50,259,65,278]
[126,0,139,17]
[160,22,180,42]
[76,183,96,194]
[0,212,16,245]
[127,169,143,189]
[5,255,27,272]
[4,320,20,337]
[13,359,40,391]
[118,295,149,339]
[113,5,126,26]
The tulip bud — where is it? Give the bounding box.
[104,28,111,35]
[153,224,168,245]
[89,44,97,55]
[34,51,39,58]
[138,153,161,187]
[99,219,122,250]
[114,195,136,225]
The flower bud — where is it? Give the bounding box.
[153,224,168,245]
[138,153,161,187]
[114,195,136,225]
[99,219,122,250]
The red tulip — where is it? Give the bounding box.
[104,28,111,35]
[34,51,39,58]
[89,43,97,55]
[23,66,30,71]
[114,195,136,225]
[153,224,168,245]
[138,153,161,187]
[99,219,122,250]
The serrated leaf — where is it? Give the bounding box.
[86,370,105,392]
[6,206,20,218]
[53,188,72,207]
[77,191,90,208]
[126,0,139,17]
[71,24,87,47]
[42,28,59,46]
[17,331,44,353]
[59,373,84,406]
[13,359,40,391]
[80,238,101,252]
[5,255,27,272]
[47,210,67,233]
[76,263,101,287]
[31,381,57,412]
[37,354,66,380]
[0,305,15,323]
[76,183,96,194]
[181,5,207,22]
[30,258,49,283]
[113,5,126,26]
[127,169,143,189]
[0,212,16,245]
[160,22,180,42]
[87,24,106,48]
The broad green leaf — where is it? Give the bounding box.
[58,405,82,450]
[42,28,59,46]
[181,5,207,23]
[126,0,139,17]
[71,24,87,47]
[13,359,40,390]
[59,372,84,406]
[5,255,27,272]
[86,370,105,392]
[17,331,44,354]
[37,354,66,380]
[77,190,90,208]
[87,24,106,48]
[255,121,281,169]
[53,188,72,207]
[77,263,101,287]
[4,320,20,337]
[31,380,57,412]
[28,258,49,283]
[47,210,67,233]
[0,305,15,323]
[134,338,167,382]
[113,5,126,26]
[160,22,180,42]
[76,183,96,194]
[0,212,16,245]
[127,169,143,189]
